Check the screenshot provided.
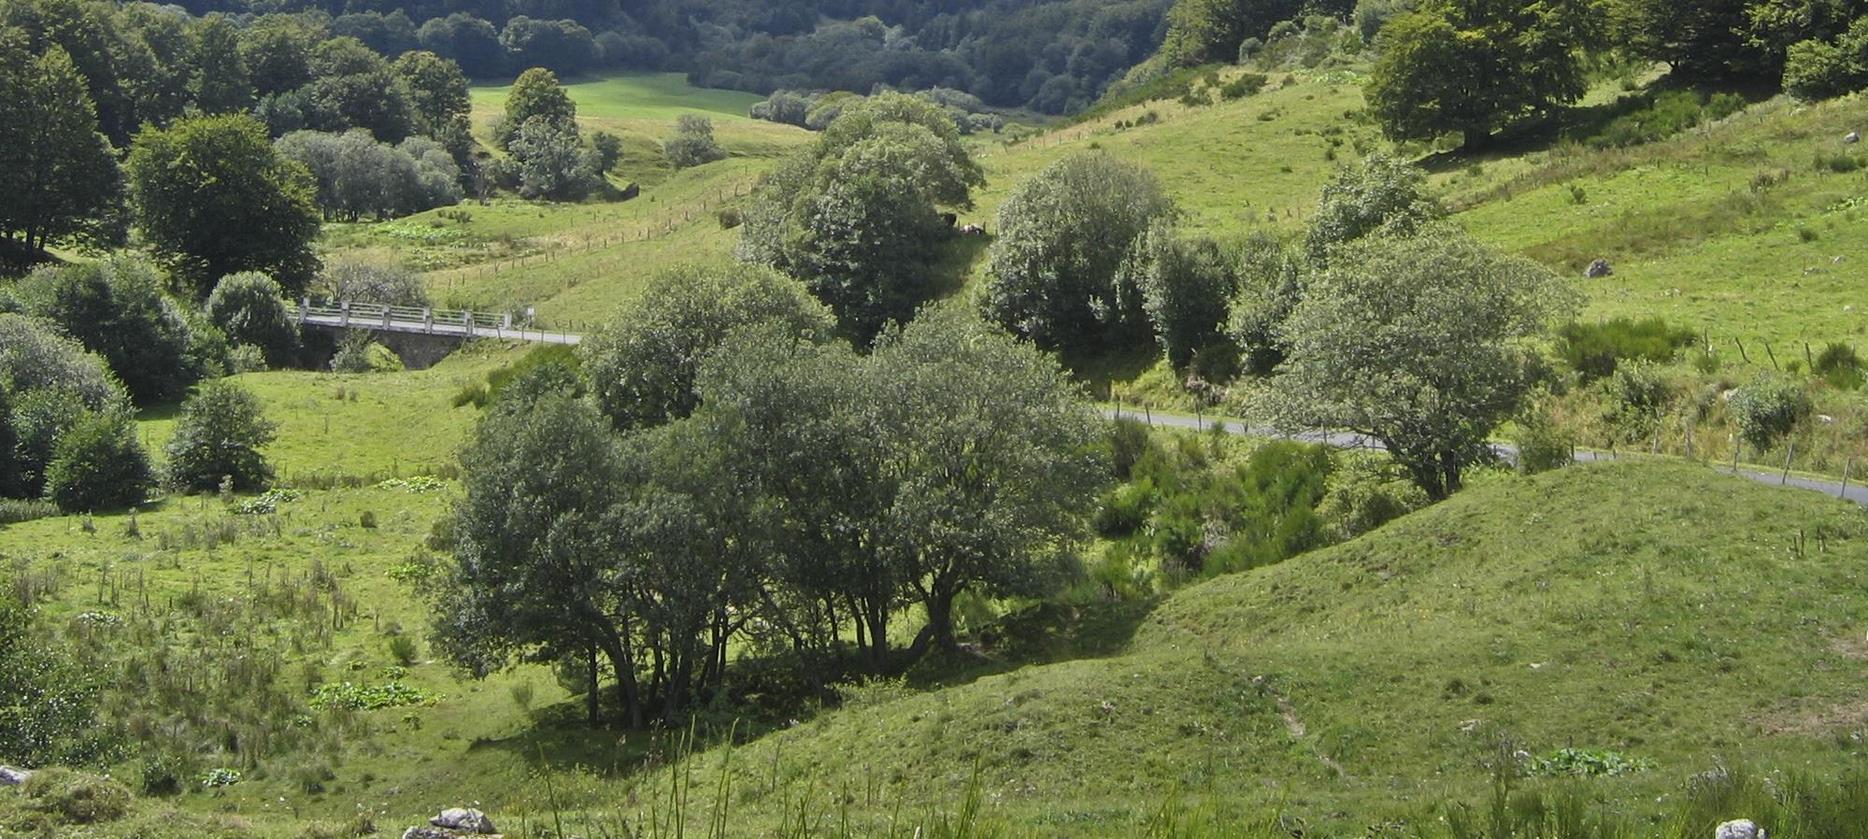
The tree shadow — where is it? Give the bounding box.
[1061,342,1161,399]
[904,596,1165,692]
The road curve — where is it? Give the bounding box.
[1103,406,1868,509]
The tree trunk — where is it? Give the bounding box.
[924,585,960,653]
[585,643,601,726]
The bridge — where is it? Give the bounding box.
[294,300,583,346]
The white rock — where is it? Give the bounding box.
[431,808,497,834]
[1716,819,1764,839]
[0,766,31,786]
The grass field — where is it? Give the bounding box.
[540,461,1868,835]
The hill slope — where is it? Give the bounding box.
[594,461,1868,834]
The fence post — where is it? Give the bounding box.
[1733,337,1750,364]
[1842,457,1854,499]
[340,300,351,328]
[1782,442,1795,485]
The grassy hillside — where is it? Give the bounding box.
[542,461,1868,835]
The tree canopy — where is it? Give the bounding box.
[126,114,322,298]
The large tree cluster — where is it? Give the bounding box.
[430,267,1105,726]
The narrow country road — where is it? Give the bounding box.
[1103,406,1868,509]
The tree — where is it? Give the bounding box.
[276,129,461,220]
[165,379,278,492]
[1611,0,1764,80]
[417,14,506,79]
[1251,228,1577,499]
[982,152,1176,354]
[190,14,251,114]
[1226,231,1306,376]
[240,17,316,97]
[207,272,301,368]
[500,17,598,76]
[1119,220,1238,372]
[1158,0,1317,66]
[663,114,726,168]
[581,264,833,431]
[317,261,430,307]
[126,114,322,298]
[427,392,643,725]
[0,383,17,498]
[866,307,1105,652]
[307,37,414,142]
[0,313,126,412]
[1365,0,1590,150]
[14,256,208,405]
[1303,152,1442,265]
[737,92,984,342]
[394,50,472,139]
[0,41,122,254]
[504,117,603,201]
[495,66,575,149]
[44,410,152,512]
[10,386,90,499]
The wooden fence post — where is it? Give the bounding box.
[1782,442,1795,485]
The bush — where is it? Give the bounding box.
[44,411,154,512]
[1316,452,1429,539]
[13,257,212,405]
[10,386,92,498]
[1513,402,1575,476]
[1784,37,1864,101]
[1729,374,1813,451]
[317,261,430,307]
[664,114,727,169]
[1556,317,1696,380]
[207,272,301,368]
[331,331,404,373]
[1816,342,1864,390]
[1603,360,1672,442]
[1108,417,1156,480]
[138,752,188,797]
[0,313,128,412]
[165,380,279,492]
[20,769,132,825]
[386,633,417,665]
[1094,479,1157,537]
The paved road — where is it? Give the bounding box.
[1104,406,1868,508]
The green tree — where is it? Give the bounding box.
[427,392,644,725]
[663,113,725,169]
[394,50,471,139]
[1783,34,1866,99]
[581,264,833,431]
[206,271,301,368]
[190,14,251,114]
[495,66,575,149]
[1159,0,1314,66]
[982,152,1176,353]
[44,409,152,512]
[15,256,208,405]
[0,312,126,412]
[504,117,602,201]
[0,383,17,498]
[240,16,316,97]
[1119,220,1238,372]
[737,92,983,342]
[10,386,90,499]
[1226,231,1306,376]
[126,114,322,297]
[1303,152,1442,265]
[164,379,278,492]
[307,36,414,142]
[867,307,1105,652]
[1365,0,1590,150]
[1251,228,1577,499]
[0,41,123,254]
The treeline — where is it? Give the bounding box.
[431,279,1105,726]
[0,0,485,267]
[125,0,1176,115]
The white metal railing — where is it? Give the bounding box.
[294,299,580,345]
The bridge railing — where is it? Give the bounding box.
[295,300,515,336]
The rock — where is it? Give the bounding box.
[402,829,452,839]
[1585,258,1613,278]
[1716,819,1764,839]
[431,808,496,834]
[1846,131,1861,144]
[0,766,30,786]
[619,182,641,201]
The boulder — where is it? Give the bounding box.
[431,808,496,834]
[0,766,30,786]
[1716,819,1764,839]
[1585,258,1613,278]
[1846,131,1861,144]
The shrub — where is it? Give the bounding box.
[19,769,132,825]
[0,313,127,412]
[664,114,727,169]
[317,261,430,307]
[1556,317,1696,380]
[1784,37,1864,101]
[165,380,279,492]
[1729,374,1812,451]
[1816,342,1864,390]
[44,411,155,512]
[1220,72,1269,100]
[1094,479,1157,537]
[206,272,301,368]
[1108,417,1156,481]
[10,386,92,498]
[386,633,417,665]
[332,331,404,373]
[1316,452,1429,539]
[13,257,212,405]
[1603,360,1672,441]
[138,752,188,797]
